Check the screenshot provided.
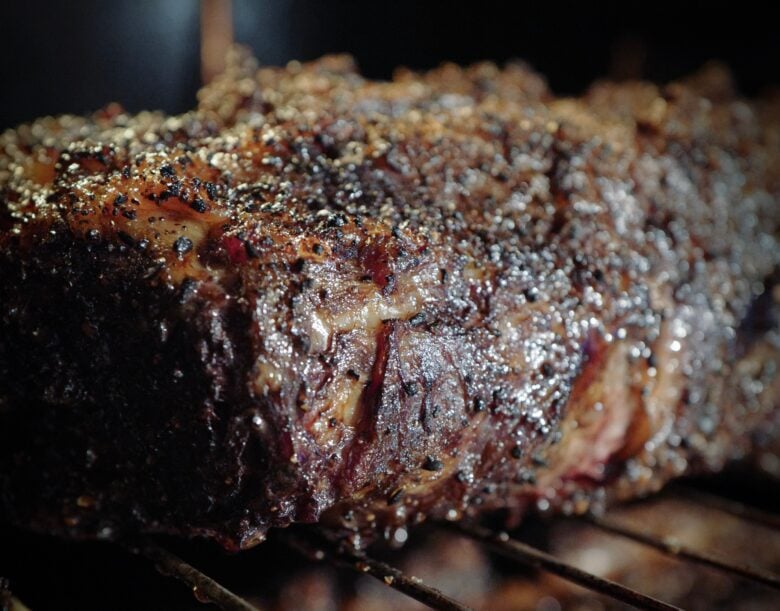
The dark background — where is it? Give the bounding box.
[1,0,779,131]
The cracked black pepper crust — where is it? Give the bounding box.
[1,51,779,550]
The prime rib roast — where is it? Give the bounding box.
[1,51,778,551]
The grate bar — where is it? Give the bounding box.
[453,523,680,611]
[285,533,473,611]
[0,578,28,611]
[668,484,780,530]
[586,515,780,591]
[132,540,260,611]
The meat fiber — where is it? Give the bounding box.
[1,52,778,550]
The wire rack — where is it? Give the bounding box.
[4,477,776,611]
[137,486,779,611]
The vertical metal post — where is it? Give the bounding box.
[201,0,234,84]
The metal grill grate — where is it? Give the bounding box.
[8,481,760,611]
[134,484,777,611]
[1,475,779,610]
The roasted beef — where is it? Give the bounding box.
[1,52,778,550]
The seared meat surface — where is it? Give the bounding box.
[1,51,778,550]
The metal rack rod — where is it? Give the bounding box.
[453,522,681,611]
[201,0,234,83]
[285,533,473,611]
[585,515,780,591]
[133,540,260,611]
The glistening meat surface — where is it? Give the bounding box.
[1,52,778,550]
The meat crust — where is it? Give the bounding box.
[1,51,778,549]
